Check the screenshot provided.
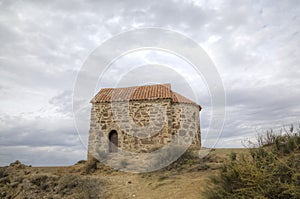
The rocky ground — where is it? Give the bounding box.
[0,148,247,199]
[0,161,105,199]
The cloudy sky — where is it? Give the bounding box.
[0,0,299,166]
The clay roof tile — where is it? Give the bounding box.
[91,84,200,109]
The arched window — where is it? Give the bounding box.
[108,130,118,152]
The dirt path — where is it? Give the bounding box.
[91,169,212,199]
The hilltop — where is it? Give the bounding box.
[0,148,246,199]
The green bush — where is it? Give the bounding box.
[205,126,300,199]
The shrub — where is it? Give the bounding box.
[205,125,300,199]
[76,160,86,165]
[84,157,99,174]
[198,159,210,170]
[229,152,237,161]
[30,175,48,186]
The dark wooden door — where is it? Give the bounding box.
[109,130,118,152]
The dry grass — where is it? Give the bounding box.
[0,148,248,199]
[206,130,300,199]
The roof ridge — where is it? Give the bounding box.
[91,84,200,109]
[102,83,171,90]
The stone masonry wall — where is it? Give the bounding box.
[170,103,201,146]
[88,99,200,161]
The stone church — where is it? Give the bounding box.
[88,84,201,161]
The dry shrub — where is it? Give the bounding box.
[84,157,99,174]
[206,125,300,199]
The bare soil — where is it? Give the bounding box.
[0,148,248,199]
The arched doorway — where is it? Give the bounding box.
[108,130,118,152]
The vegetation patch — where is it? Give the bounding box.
[206,125,300,199]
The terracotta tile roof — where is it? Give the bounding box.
[91,84,201,108]
[172,92,195,104]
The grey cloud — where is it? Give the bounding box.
[0,0,299,165]
[0,113,86,165]
[0,145,85,166]
[49,90,73,116]
[0,114,79,147]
